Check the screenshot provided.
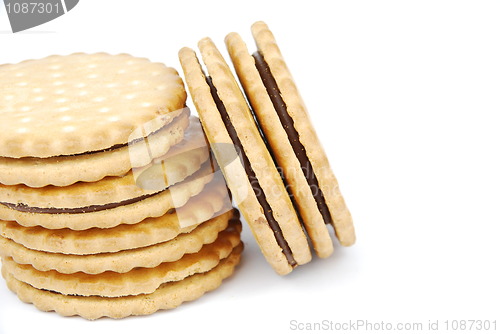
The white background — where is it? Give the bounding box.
[1,1,499,333]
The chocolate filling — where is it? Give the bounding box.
[205,76,297,267]
[0,191,161,214]
[252,51,334,227]
[0,159,214,215]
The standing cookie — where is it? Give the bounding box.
[180,39,312,276]
[179,22,355,274]
[225,22,355,256]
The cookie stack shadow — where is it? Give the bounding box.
[0,54,242,320]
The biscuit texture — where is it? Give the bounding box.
[197,37,311,266]
[251,22,356,247]
[0,53,186,159]
[1,244,242,320]
[1,220,241,297]
[0,108,190,187]
[0,209,236,274]
[0,161,216,230]
[0,178,232,254]
[0,116,209,208]
[225,32,334,258]
[0,52,240,319]
[180,47,301,275]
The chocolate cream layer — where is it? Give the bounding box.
[252,51,334,227]
[206,76,297,267]
[0,191,160,214]
[0,159,212,215]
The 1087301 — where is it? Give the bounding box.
[444,320,497,331]
[5,2,62,14]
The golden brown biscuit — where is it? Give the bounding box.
[0,53,188,187]
[179,39,311,275]
[1,243,243,320]
[0,160,215,230]
[0,116,209,208]
[0,176,232,254]
[179,22,356,274]
[1,220,241,297]
[246,22,355,247]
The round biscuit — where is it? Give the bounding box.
[1,221,241,297]
[0,209,238,274]
[0,53,187,158]
[198,38,312,266]
[251,21,356,247]
[0,176,233,254]
[1,244,242,320]
[179,48,290,275]
[0,116,209,208]
[225,32,334,258]
[0,161,216,230]
[0,108,190,187]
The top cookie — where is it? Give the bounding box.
[0,53,186,158]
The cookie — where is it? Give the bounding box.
[225,23,355,257]
[0,116,214,230]
[1,220,241,297]
[0,53,242,319]
[132,116,213,192]
[0,109,189,188]
[179,22,356,274]
[0,160,215,230]
[1,243,243,320]
[0,209,238,274]
[0,116,210,209]
[0,175,232,254]
[179,39,312,275]
[0,53,188,187]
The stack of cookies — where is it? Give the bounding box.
[0,53,242,319]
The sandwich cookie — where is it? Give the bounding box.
[0,212,243,320]
[0,53,242,319]
[0,174,233,255]
[179,39,311,275]
[1,220,242,297]
[0,207,239,276]
[225,22,355,256]
[0,53,189,187]
[1,248,242,320]
[179,22,356,274]
[0,118,214,230]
